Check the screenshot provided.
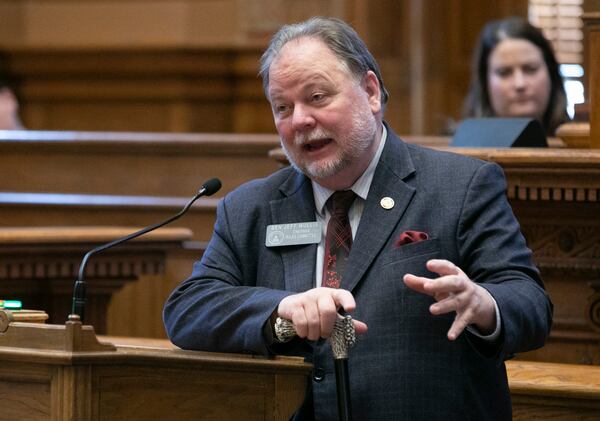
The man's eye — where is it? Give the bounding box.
[311,93,325,102]
[275,104,290,114]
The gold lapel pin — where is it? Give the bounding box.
[380,197,395,210]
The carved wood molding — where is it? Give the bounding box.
[587,290,600,333]
[523,225,600,273]
[0,226,192,332]
[522,223,600,335]
[441,148,600,203]
[504,168,600,203]
[0,227,190,281]
[507,181,600,202]
[0,226,192,292]
[0,254,165,282]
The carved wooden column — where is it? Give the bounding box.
[558,12,599,148]
[583,12,600,147]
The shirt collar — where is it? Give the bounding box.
[313,125,387,215]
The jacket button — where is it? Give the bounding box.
[313,367,325,382]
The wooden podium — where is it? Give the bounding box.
[0,312,311,421]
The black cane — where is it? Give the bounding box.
[276,314,356,421]
[330,315,355,421]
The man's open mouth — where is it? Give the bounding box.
[303,138,332,152]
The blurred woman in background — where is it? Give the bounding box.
[463,16,568,135]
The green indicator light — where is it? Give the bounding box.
[0,300,23,309]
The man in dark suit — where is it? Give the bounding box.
[163,16,552,420]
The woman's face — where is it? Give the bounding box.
[487,38,552,121]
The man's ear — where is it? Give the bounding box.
[362,71,382,115]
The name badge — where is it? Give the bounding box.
[265,222,322,247]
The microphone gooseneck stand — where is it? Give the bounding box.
[70,178,222,323]
[278,315,356,421]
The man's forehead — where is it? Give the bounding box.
[269,39,350,80]
[276,37,334,62]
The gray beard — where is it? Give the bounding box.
[282,109,377,180]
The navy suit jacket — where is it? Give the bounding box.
[164,127,552,420]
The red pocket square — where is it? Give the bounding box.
[394,230,429,248]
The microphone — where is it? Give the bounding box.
[70,178,222,323]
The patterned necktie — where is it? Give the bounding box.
[322,190,356,288]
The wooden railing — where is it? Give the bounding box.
[507,360,600,419]
[0,130,280,197]
[0,192,218,243]
[0,130,280,243]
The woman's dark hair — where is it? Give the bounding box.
[463,16,568,135]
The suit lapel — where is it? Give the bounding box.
[269,171,318,293]
[341,128,416,292]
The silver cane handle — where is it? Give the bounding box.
[274,314,356,359]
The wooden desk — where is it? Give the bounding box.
[0,192,218,242]
[507,360,600,419]
[0,318,598,420]
[0,130,274,244]
[0,226,192,335]
[0,318,310,421]
[0,131,280,198]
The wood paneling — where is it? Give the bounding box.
[0,131,280,197]
[0,227,193,335]
[3,129,599,351]
[508,360,600,419]
[0,129,282,338]
[0,219,209,340]
[0,193,218,242]
[3,48,275,133]
[0,320,311,421]
[106,246,203,338]
[1,321,599,420]
[1,1,530,135]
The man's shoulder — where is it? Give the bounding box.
[407,142,487,168]
[405,143,490,172]
[399,141,506,190]
[385,125,489,172]
[224,166,302,204]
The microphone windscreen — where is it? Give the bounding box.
[201,178,222,196]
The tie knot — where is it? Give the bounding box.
[327,190,356,216]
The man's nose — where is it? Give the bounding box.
[291,104,316,131]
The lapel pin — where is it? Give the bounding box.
[380,197,395,210]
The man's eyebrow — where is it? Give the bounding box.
[268,72,338,98]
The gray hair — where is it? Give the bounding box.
[259,16,389,107]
